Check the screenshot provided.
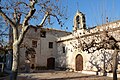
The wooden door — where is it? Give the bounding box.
[47,57,55,69]
[76,54,83,71]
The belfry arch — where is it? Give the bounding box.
[73,10,86,31]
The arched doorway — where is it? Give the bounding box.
[25,48,36,72]
[47,57,55,69]
[75,54,83,71]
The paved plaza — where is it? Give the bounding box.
[18,70,120,80]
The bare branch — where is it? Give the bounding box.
[22,0,36,27]
[49,13,61,24]
[0,9,15,27]
[16,2,29,7]
[22,9,36,26]
[16,13,21,25]
[38,12,62,27]
[38,12,49,27]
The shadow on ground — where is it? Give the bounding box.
[18,75,113,80]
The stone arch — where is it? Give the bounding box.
[25,48,36,72]
[73,11,86,30]
[47,57,55,69]
[75,54,83,71]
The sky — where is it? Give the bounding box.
[1,0,120,40]
[55,0,120,32]
[1,0,120,32]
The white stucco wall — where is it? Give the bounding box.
[19,27,71,68]
[57,20,120,72]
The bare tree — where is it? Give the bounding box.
[78,31,119,80]
[88,49,113,75]
[0,0,66,80]
[0,17,9,46]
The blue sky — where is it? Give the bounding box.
[55,0,120,31]
[1,0,120,32]
[0,0,120,45]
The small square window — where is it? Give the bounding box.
[49,42,53,48]
[41,31,46,38]
[32,40,37,48]
[34,28,37,32]
[63,46,65,53]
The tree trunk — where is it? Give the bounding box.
[103,52,107,76]
[11,43,20,80]
[113,49,118,80]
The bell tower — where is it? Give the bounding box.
[73,10,86,31]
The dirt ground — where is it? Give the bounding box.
[18,70,120,80]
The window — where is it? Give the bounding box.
[32,40,37,48]
[34,28,37,32]
[76,16,81,28]
[76,16,80,24]
[49,42,53,48]
[63,46,65,53]
[40,31,46,38]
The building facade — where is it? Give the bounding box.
[18,27,71,71]
[57,11,120,74]
[10,11,120,74]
